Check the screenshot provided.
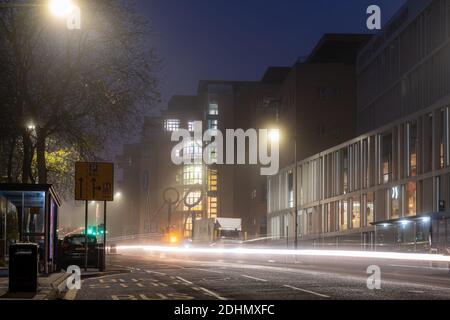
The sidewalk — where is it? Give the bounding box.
[0,267,130,300]
[0,271,70,300]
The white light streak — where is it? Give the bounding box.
[115,245,450,263]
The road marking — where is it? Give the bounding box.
[144,270,166,276]
[241,275,268,282]
[194,268,224,274]
[283,285,330,298]
[176,276,193,285]
[63,289,79,300]
[198,287,228,300]
[389,264,450,271]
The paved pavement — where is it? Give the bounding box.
[66,252,450,300]
[0,271,70,300]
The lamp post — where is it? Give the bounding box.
[269,129,299,249]
[0,0,81,30]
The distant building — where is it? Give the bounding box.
[116,34,371,240]
[268,0,450,253]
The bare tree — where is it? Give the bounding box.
[0,0,160,189]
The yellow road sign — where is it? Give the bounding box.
[75,162,114,201]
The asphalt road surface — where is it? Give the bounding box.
[67,249,450,300]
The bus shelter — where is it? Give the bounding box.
[0,184,61,274]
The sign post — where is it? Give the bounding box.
[75,162,114,272]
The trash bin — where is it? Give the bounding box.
[9,243,39,293]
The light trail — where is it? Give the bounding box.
[115,245,450,263]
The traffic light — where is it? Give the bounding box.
[98,224,105,235]
[86,226,97,236]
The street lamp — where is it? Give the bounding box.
[48,0,75,17]
[0,0,80,30]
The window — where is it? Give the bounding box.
[288,171,294,209]
[208,197,218,219]
[405,182,416,217]
[323,204,329,233]
[424,113,433,173]
[188,121,195,132]
[389,187,400,219]
[352,199,361,229]
[183,165,203,186]
[438,109,446,169]
[208,169,218,192]
[184,190,203,211]
[183,140,203,161]
[408,121,418,177]
[208,119,219,130]
[342,149,349,194]
[381,133,393,183]
[184,217,192,237]
[366,193,375,225]
[340,200,348,231]
[164,119,180,132]
[208,102,219,115]
[307,209,313,235]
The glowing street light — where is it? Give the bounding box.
[48,0,75,17]
[268,129,280,143]
[115,192,122,199]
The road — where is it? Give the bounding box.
[67,248,450,300]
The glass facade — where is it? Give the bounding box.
[268,102,450,251]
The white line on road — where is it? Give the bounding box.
[176,276,193,285]
[198,286,228,300]
[241,275,268,282]
[283,285,330,298]
[193,268,224,274]
[144,270,167,276]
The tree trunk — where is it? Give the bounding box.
[7,137,17,183]
[36,128,47,184]
[21,132,32,184]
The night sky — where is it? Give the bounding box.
[138,0,406,106]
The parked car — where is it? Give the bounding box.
[59,234,104,270]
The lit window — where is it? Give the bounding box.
[183,140,203,161]
[183,165,203,185]
[381,133,393,183]
[164,119,180,132]
[340,200,348,231]
[209,102,219,115]
[188,121,195,132]
[208,119,218,130]
[352,199,360,229]
[208,196,218,219]
[208,169,218,192]
[288,171,294,209]
[366,193,375,225]
[406,182,416,217]
[184,190,203,211]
